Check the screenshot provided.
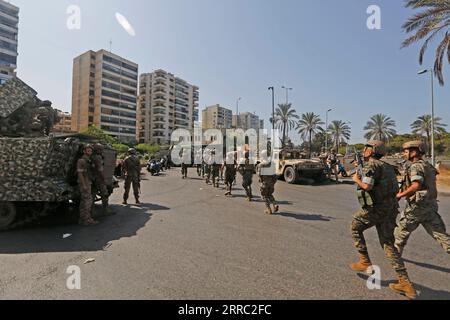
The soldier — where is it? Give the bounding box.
[92,143,114,216]
[327,148,339,183]
[122,148,141,205]
[238,151,255,201]
[211,151,221,188]
[257,150,279,215]
[195,149,203,177]
[77,145,99,226]
[394,141,450,256]
[204,150,212,184]
[350,140,416,300]
[224,152,237,196]
[181,148,189,179]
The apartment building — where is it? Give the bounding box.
[138,69,199,145]
[71,49,138,143]
[0,0,19,84]
[53,110,73,134]
[233,112,263,131]
[202,104,233,130]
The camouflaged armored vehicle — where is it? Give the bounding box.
[0,78,117,230]
[276,148,326,184]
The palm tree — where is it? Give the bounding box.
[363,114,397,143]
[411,114,448,154]
[296,112,324,157]
[274,103,299,147]
[402,0,450,85]
[328,120,351,151]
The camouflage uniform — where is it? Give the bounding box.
[257,163,279,214]
[394,160,450,254]
[211,162,221,188]
[224,163,237,195]
[239,158,255,201]
[92,146,111,214]
[351,158,409,278]
[181,163,188,179]
[123,152,141,204]
[77,154,94,223]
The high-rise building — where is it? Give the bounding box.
[71,50,138,143]
[53,110,73,134]
[233,112,263,131]
[138,69,199,145]
[0,0,19,85]
[202,104,233,130]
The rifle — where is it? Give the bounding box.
[349,151,364,177]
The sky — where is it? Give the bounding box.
[10,0,450,144]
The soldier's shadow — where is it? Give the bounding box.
[0,204,152,254]
[356,273,450,300]
[276,211,334,221]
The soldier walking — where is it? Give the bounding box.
[395,141,450,256]
[122,148,141,205]
[224,152,237,196]
[92,143,113,215]
[211,152,221,188]
[350,141,416,300]
[181,148,189,179]
[77,145,99,226]
[238,152,255,201]
[257,150,279,215]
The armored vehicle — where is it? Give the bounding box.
[0,78,117,230]
[275,148,326,184]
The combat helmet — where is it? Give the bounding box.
[84,144,94,152]
[402,141,426,155]
[93,143,104,153]
[128,148,137,155]
[365,140,386,157]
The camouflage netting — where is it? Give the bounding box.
[0,137,81,202]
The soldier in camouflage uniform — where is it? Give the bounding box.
[238,152,255,201]
[211,151,221,188]
[395,141,450,256]
[122,148,141,205]
[181,148,189,179]
[204,150,212,184]
[257,150,279,215]
[350,140,416,299]
[77,145,99,226]
[92,143,114,216]
[224,152,237,196]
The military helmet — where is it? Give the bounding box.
[331,148,336,153]
[365,140,386,156]
[84,144,94,151]
[128,148,137,155]
[93,143,103,152]
[402,140,426,154]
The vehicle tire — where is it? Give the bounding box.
[284,167,298,184]
[0,202,17,231]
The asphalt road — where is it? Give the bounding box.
[1,168,449,300]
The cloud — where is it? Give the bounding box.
[115,13,136,37]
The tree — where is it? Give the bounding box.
[81,125,118,145]
[402,0,450,85]
[363,114,397,142]
[296,112,324,157]
[328,120,351,151]
[274,103,299,148]
[411,114,447,154]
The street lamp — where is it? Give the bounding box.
[325,108,332,151]
[268,87,275,130]
[236,97,242,129]
[281,86,293,104]
[418,69,435,166]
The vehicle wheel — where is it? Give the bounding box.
[0,202,17,231]
[284,167,298,184]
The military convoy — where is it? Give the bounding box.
[0,78,117,231]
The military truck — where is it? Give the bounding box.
[275,148,326,184]
[0,78,117,230]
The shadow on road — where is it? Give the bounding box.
[0,205,151,254]
[277,211,334,221]
[403,258,450,274]
[357,273,450,300]
[139,203,170,211]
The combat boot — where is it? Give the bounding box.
[265,205,273,215]
[273,205,279,213]
[389,276,417,300]
[350,253,372,273]
[122,200,128,205]
[135,198,141,205]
